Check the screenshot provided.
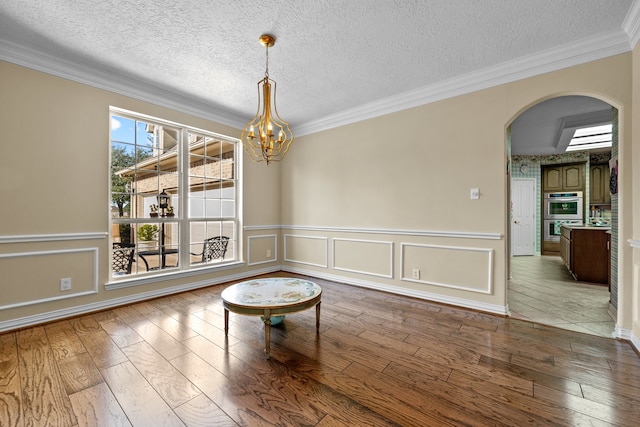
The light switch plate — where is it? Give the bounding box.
[470,188,480,199]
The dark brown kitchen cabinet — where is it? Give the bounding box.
[543,164,584,192]
[607,231,611,292]
[590,163,611,205]
[559,226,571,270]
[560,225,609,285]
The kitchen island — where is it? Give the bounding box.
[560,224,610,285]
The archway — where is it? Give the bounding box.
[506,95,619,337]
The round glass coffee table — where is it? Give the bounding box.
[221,277,322,359]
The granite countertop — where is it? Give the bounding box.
[561,224,611,231]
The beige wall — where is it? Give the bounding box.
[0,50,638,347]
[0,61,280,325]
[280,53,636,333]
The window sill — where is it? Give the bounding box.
[105,261,244,291]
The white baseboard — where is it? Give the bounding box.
[0,265,279,333]
[630,331,640,354]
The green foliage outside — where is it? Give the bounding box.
[137,224,159,241]
[111,144,153,218]
[111,120,156,244]
[111,146,135,218]
[119,224,132,244]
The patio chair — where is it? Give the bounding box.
[190,236,229,264]
[112,242,136,275]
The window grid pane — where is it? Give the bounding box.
[110,111,238,278]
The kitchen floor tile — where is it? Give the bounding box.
[508,255,614,338]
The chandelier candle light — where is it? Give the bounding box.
[241,34,293,165]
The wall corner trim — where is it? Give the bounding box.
[0,232,108,244]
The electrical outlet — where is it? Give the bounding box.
[60,277,72,291]
[412,269,420,280]
[267,249,272,257]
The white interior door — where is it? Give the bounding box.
[511,178,536,256]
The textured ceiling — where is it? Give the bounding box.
[0,0,638,150]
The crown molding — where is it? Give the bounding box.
[623,0,640,48]
[296,29,632,136]
[0,38,247,129]
[1,23,635,139]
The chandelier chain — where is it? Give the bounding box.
[265,43,269,78]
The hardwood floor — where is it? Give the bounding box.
[1,272,639,426]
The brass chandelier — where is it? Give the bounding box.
[241,34,293,165]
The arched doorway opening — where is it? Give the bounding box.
[506,95,619,337]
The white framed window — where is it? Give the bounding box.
[110,108,240,277]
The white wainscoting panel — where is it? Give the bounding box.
[401,243,494,294]
[333,238,393,279]
[247,234,278,266]
[284,234,328,268]
[0,248,99,310]
[282,265,508,315]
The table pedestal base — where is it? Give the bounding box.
[224,303,321,359]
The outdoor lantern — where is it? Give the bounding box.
[157,189,170,210]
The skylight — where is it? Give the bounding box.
[565,124,612,152]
